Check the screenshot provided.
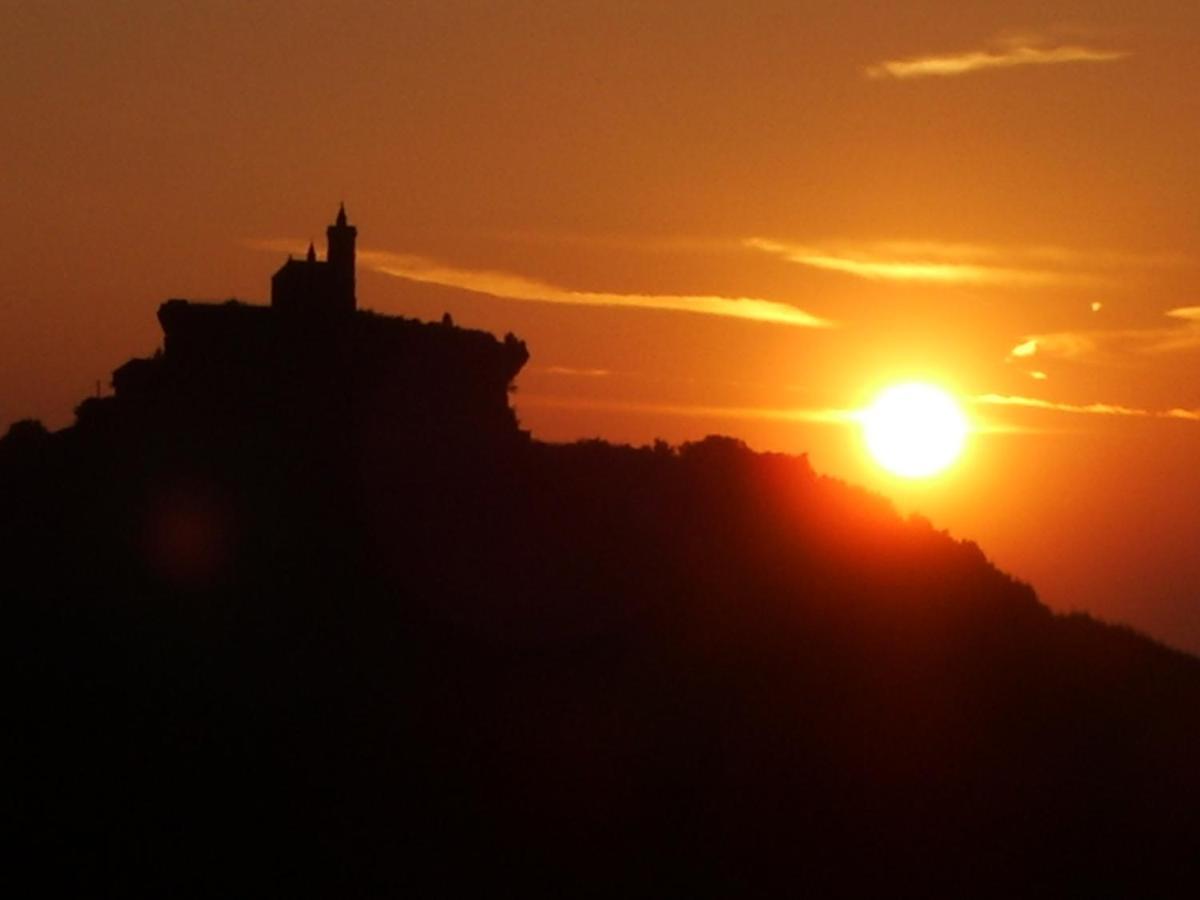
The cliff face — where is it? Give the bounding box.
[109,300,529,444]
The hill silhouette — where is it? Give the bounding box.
[8,237,1200,895]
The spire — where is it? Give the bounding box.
[326,202,357,313]
[306,241,316,262]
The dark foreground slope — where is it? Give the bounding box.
[6,325,1200,896]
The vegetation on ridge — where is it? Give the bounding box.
[6,316,1200,896]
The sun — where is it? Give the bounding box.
[860,382,968,478]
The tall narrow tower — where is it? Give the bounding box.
[326,202,357,313]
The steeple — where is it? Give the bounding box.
[306,242,316,262]
[326,203,357,313]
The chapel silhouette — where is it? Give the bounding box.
[271,203,358,315]
[104,204,529,443]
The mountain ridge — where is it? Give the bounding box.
[7,301,1200,896]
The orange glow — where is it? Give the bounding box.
[6,4,1200,653]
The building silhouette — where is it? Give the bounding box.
[104,204,529,442]
[271,203,358,315]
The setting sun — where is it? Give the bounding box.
[861,383,968,478]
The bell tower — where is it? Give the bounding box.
[326,202,357,313]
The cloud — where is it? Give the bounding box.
[363,250,831,328]
[745,238,1083,287]
[974,394,1200,421]
[496,231,1186,275]
[1006,333,1101,361]
[535,365,612,378]
[487,229,730,255]
[974,394,1150,418]
[517,394,857,425]
[867,37,1129,80]
[249,240,830,329]
[1008,307,1200,362]
[522,391,1200,429]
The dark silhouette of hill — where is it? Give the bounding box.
[8,218,1200,896]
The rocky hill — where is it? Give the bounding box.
[6,308,1200,896]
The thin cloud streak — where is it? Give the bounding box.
[488,229,731,255]
[520,394,1077,434]
[745,238,1085,287]
[361,250,832,329]
[535,365,612,378]
[974,394,1200,421]
[517,394,858,425]
[523,391,1200,429]
[496,231,1187,272]
[247,239,831,328]
[867,42,1128,80]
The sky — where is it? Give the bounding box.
[3,1,1199,652]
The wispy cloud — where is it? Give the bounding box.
[364,250,832,328]
[494,231,1186,275]
[867,34,1129,80]
[745,238,1086,287]
[517,394,857,425]
[1008,306,1200,362]
[521,391,1200,429]
[535,365,612,378]
[487,230,730,254]
[975,394,1151,418]
[974,394,1200,421]
[248,240,831,329]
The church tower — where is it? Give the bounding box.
[326,202,357,313]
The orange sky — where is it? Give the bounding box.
[4,2,1199,651]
